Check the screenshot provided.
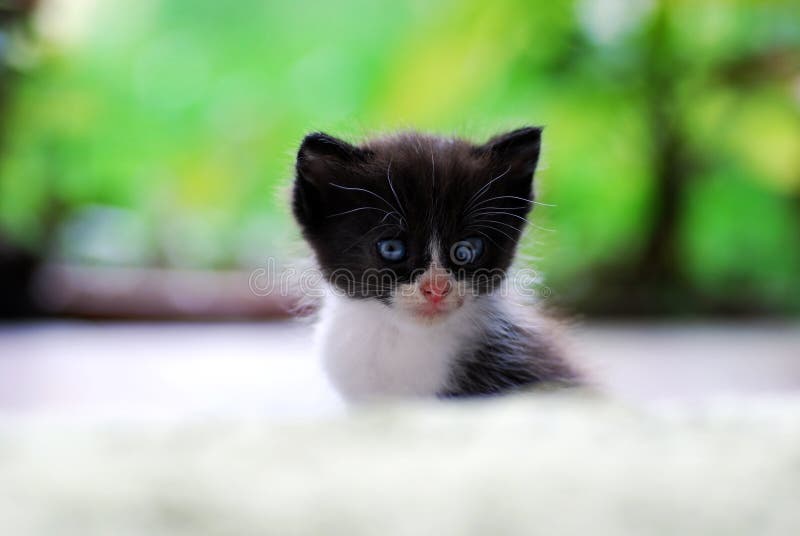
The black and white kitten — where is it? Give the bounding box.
[292,127,579,401]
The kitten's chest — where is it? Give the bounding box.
[315,298,468,401]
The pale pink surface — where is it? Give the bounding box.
[0,321,798,420]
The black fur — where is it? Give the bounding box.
[294,129,539,296]
[440,312,578,397]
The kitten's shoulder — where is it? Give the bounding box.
[441,296,581,397]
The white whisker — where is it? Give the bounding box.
[466,223,516,242]
[330,182,407,227]
[379,211,404,225]
[330,183,402,213]
[474,211,554,232]
[328,207,392,219]
[528,223,556,232]
[470,210,530,224]
[469,205,531,211]
[471,218,525,233]
[469,228,507,252]
[463,165,513,214]
[471,195,555,211]
[386,160,407,220]
[471,210,556,232]
[343,223,399,252]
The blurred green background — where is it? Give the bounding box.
[1,0,799,317]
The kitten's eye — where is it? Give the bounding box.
[377,239,407,262]
[451,237,484,265]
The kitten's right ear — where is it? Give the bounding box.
[476,126,542,177]
[293,132,365,232]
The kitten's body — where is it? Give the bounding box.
[293,128,579,401]
[316,290,575,401]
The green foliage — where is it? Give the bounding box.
[1,0,799,313]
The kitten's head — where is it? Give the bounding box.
[292,128,542,324]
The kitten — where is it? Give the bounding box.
[292,127,579,401]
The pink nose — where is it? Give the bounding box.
[421,277,452,304]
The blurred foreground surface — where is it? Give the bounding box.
[1,391,799,536]
[0,321,798,421]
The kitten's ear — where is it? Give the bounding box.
[296,132,365,184]
[475,126,543,182]
[293,132,366,231]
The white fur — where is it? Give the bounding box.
[314,288,480,402]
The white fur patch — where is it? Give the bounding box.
[314,290,479,402]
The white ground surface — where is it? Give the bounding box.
[0,321,798,420]
[1,321,799,535]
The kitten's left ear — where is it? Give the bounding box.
[475,126,543,181]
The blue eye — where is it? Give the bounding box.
[451,237,484,265]
[377,239,406,262]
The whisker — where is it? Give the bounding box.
[473,212,554,232]
[386,160,408,220]
[379,211,404,225]
[328,207,391,219]
[470,210,530,224]
[471,218,525,233]
[528,223,556,233]
[342,223,398,252]
[471,195,555,211]
[463,165,513,214]
[468,228,509,253]
[466,223,516,242]
[469,205,531,212]
[329,183,403,215]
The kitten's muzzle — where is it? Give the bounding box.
[419,268,452,305]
